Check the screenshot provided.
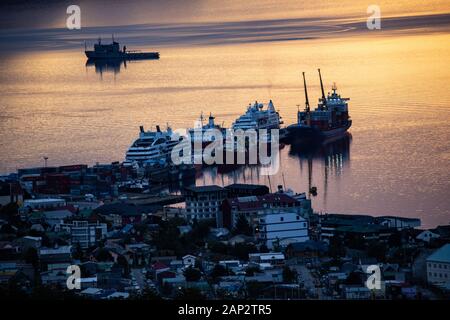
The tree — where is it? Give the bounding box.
[233,214,252,236]
[367,241,387,262]
[209,241,229,255]
[282,266,298,283]
[183,266,202,282]
[328,236,346,259]
[72,243,84,261]
[231,243,257,261]
[210,264,228,280]
[245,266,260,277]
[345,271,364,285]
[23,247,39,269]
[116,255,130,276]
[0,202,19,220]
[96,248,113,262]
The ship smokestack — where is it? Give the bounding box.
[156,125,161,132]
[208,113,214,127]
[139,125,144,133]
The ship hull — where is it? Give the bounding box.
[85,51,159,60]
[286,120,352,143]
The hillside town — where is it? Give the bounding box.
[0,162,449,300]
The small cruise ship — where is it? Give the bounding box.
[232,100,282,131]
[189,113,227,148]
[124,125,180,166]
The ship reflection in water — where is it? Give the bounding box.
[288,133,351,204]
[85,58,126,75]
[196,133,351,207]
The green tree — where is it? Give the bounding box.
[233,214,252,236]
[116,255,130,276]
[183,266,202,282]
[72,243,84,261]
[231,243,257,261]
[210,264,229,280]
[282,266,298,283]
[96,248,113,262]
[209,241,229,255]
[367,241,387,262]
[23,247,39,268]
[245,266,260,276]
[328,236,346,259]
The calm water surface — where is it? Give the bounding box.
[0,16,449,228]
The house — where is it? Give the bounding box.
[377,216,421,230]
[22,198,66,211]
[333,224,393,242]
[319,214,377,241]
[156,270,177,283]
[43,209,75,227]
[255,210,309,249]
[285,240,329,258]
[152,261,170,278]
[97,264,123,289]
[0,242,21,260]
[177,225,192,235]
[432,225,450,242]
[40,262,73,287]
[184,185,226,225]
[223,235,254,246]
[182,255,197,268]
[20,236,42,250]
[224,184,269,198]
[106,291,130,299]
[94,203,156,226]
[125,243,152,266]
[80,287,103,297]
[162,275,187,288]
[426,244,450,288]
[342,285,372,299]
[221,192,311,230]
[79,276,98,289]
[39,246,72,267]
[248,252,285,266]
[56,220,107,249]
[416,230,440,243]
[0,261,34,285]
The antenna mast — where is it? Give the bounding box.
[318,68,326,108]
[302,72,310,111]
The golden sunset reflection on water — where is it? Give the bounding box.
[0,3,449,227]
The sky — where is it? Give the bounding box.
[1,0,449,29]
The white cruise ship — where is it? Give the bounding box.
[124,125,181,165]
[189,113,227,148]
[232,100,282,131]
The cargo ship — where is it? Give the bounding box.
[85,37,159,60]
[286,69,351,142]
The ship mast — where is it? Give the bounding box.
[302,72,310,112]
[318,68,327,109]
